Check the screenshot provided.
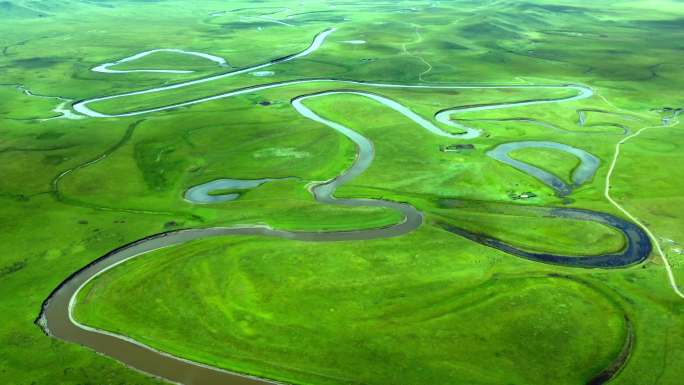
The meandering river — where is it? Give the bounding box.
[39,27,651,385]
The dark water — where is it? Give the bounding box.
[439,207,651,268]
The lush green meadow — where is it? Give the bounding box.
[2,1,684,384]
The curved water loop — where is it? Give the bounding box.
[92,49,229,74]
[184,178,285,204]
[487,141,600,197]
[439,207,651,268]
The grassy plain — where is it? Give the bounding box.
[2,1,684,385]
[75,231,628,385]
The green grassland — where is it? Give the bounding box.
[2,1,684,385]
[75,232,628,385]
